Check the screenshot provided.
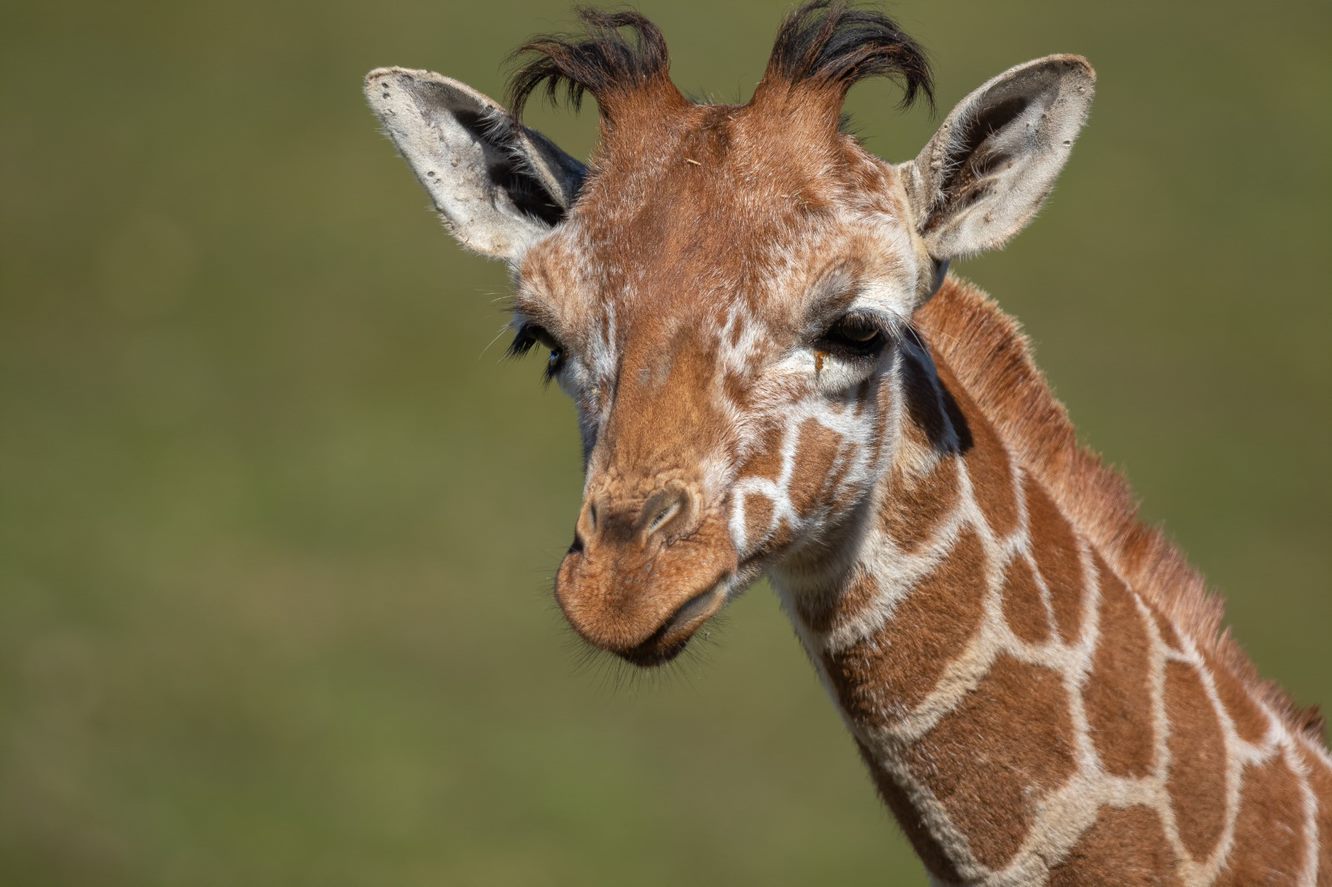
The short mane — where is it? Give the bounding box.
[918,276,1323,739]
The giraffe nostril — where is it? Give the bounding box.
[576,484,698,550]
[574,495,603,549]
[647,499,681,534]
[639,486,694,542]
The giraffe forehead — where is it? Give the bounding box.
[554,110,909,289]
[529,194,913,337]
[517,126,920,382]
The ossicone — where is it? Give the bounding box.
[751,0,933,124]
[506,7,687,126]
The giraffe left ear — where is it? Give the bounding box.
[899,55,1095,262]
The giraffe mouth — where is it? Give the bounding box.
[620,581,728,667]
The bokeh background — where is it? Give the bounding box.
[2,1,1328,884]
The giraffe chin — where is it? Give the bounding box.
[618,584,727,667]
[554,551,736,668]
[620,553,774,666]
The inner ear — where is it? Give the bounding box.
[452,109,567,227]
[900,55,1095,264]
[925,96,1029,231]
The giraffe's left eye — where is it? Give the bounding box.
[816,314,888,358]
[508,322,566,382]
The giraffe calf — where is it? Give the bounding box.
[365,3,1331,883]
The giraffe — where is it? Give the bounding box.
[363,3,1331,883]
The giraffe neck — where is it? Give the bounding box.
[769,329,1332,886]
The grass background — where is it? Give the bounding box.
[1,1,1328,884]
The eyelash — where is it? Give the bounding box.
[508,322,566,383]
[814,312,892,359]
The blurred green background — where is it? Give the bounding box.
[1,0,1328,884]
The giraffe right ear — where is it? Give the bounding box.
[364,67,586,263]
[898,55,1095,263]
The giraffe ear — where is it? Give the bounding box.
[365,67,586,263]
[898,55,1095,262]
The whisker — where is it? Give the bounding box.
[480,321,518,361]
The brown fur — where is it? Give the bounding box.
[788,418,846,514]
[1164,660,1228,860]
[881,459,960,553]
[902,654,1078,869]
[1205,648,1273,745]
[742,493,775,550]
[1085,554,1156,778]
[1000,555,1053,644]
[1048,806,1182,886]
[1215,754,1309,885]
[1155,610,1185,653]
[917,277,1322,740]
[797,568,878,635]
[1299,744,1332,882]
[858,739,965,884]
[1023,471,1086,644]
[737,424,796,553]
[825,528,987,718]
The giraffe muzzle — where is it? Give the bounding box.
[553,501,739,666]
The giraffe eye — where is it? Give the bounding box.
[508,322,567,382]
[545,347,565,382]
[816,314,888,358]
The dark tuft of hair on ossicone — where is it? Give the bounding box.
[763,0,934,110]
[504,2,933,132]
[506,7,674,122]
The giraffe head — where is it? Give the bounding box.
[366,2,1094,665]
